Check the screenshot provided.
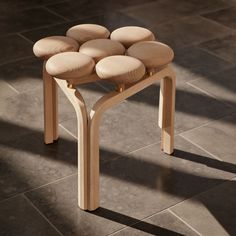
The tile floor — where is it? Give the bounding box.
[0,0,236,235]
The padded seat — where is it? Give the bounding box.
[66,24,110,44]
[96,55,145,84]
[46,52,95,80]
[33,36,78,60]
[110,26,155,48]
[79,39,125,62]
[127,41,174,69]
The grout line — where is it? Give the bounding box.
[44,0,68,7]
[169,175,236,209]
[59,123,77,140]
[109,175,236,236]
[197,43,236,66]
[42,6,70,22]
[180,134,222,160]
[107,206,176,236]
[0,55,34,67]
[3,80,20,94]
[23,173,77,195]
[186,81,235,109]
[0,173,77,205]
[95,81,112,92]
[22,194,64,236]
[198,14,236,34]
[17,33,34,44]
[178,110,236,137]
[168,209,202,236]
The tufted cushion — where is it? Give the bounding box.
[127,41,174,69]
[33,36,79,60]
[46,52,95,80]
[66,24,110,44]
[79,39,125,62]
[110,26,155,48]
[96,55,145,84]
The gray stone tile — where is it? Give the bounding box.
[202,7,236,30]
[152,16,232,49]
[61,82,163,160]
[25,175,135,236]
[0,126,77,201]
[0,195,60,236]
[0,7,66,35]
[0,91,45,143]
[0,35,33,65]
[0,57,42,93]
[121,0,231,27]
[174,46,233,79]
[182,113,236,164]
[61,97,162,160]
[171,179,236,236]
[189,67,236,106]
[62,81,234,160]
[25,136,234,235]
[22,12,146,43]
[0,80,108,143]
[174,84,234,133]
[0,0,68,13]
[125,82,233,134]
[112,210,198,236]
[46,0,154,21]
[199,34,236,65]
[0,80,17,99]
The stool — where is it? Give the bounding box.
[33,25,176,211]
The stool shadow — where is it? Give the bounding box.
[92,207,184,236]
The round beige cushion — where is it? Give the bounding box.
[110,26,155,48]
[46,52,95,80]
[33,36,79,60]
[127,41,174,69]
[66,24,110,44]
[79,39,125,62]
[96,55,145,84]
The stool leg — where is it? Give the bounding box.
[54,79,89,210]
[159,74,176,155]
[43,61,58,144]
[87,114,100,211]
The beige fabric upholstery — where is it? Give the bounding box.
[33,36,78,60]
[127,41,174,69]
[79,39,125,62]
[66,24,110,44]
[46,52,95,80]
[110,26,155,48]
[96,55,145,84]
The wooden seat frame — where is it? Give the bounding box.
[43,61,176,211]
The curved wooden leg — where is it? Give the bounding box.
[54,79,89,210]
[88,114,100,211]
[158,68,176,155]
[43,61,58,144]
[87,65,176,210]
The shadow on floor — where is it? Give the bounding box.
[0,120,235,235]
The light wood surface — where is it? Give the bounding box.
[43,61,58,144]
[55,79,89,210]
[44,65,176,211]
[158,69,176,154]
[87,65,175,210]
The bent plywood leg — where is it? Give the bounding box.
[87,66,176,210]
[88,114,100,211]
[54,78,89,210]
[43,61,58,144]
[158,70,176,155]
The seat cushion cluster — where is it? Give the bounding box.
[33,24,174,85]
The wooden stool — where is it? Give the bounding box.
[33,24,176,211]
